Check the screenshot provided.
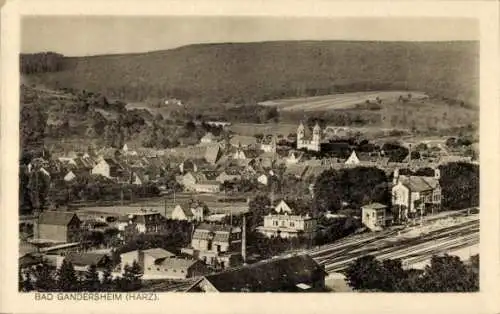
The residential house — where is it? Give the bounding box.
[284,164,309,180]
[171,202,205,222]
[186,254,327,292]
[204,144,222,165]
[257,200,317,240]
[257,173,270,185]
[179,160,198,174]
[36,211,82,243]
[181,223,243,269]
[64,170,77,182]
[115,209,166,233]
[286,150,304,165]
[260,136,277,153]
[361,203,392,231]
[392,168,442,220]
[345,151,361,165]
[120,248,208,279]
[91,158,125,179]
[62,252,112,272]
[182,172,221,193]
[233,148,260,160]
[200,132,216,144]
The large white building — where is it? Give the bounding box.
[257,200,317,240]
[297,122,321,152]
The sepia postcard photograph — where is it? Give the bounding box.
[1,1,499,314]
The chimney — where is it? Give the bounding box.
[242,214,247,265]
[138,249,145,270]
[408,144,412,166]
[393,168,399,185]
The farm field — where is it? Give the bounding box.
[259,91,428,112]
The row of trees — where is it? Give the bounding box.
[313,162,480,214]
[20,52,65,74]
[344,254,479,292]
[19,259,143,292]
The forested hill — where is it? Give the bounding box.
[21,40,479,106]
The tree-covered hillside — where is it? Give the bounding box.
[21,40,479,107]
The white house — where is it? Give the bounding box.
[64,170,76,182]
[345,151,360,165]
[91,159,111,178]
[200,132,216,144]
[257,200,316,239]
[257,174,269,186]
[286,151,304,165]
[171,203,204,222]
[392,168,442,220]
[361,203,391,231]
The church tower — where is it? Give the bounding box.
[312,122,321,151]
[297,122,305,149]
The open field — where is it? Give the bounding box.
[259,91,429,112]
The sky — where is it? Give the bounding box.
[21,16,479,57]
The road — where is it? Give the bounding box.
[308,214,479,273]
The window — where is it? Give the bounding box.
[290,222,295,227]
[173,269,176,273]
[157,268,160,271]
[147,267,151,271]
[164,269,168,271]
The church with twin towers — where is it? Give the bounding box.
[296,122,322,152]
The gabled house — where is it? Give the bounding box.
[36,211,82,243]
[392,168,442,220]
[233,148,260,160]
[64,170,77,182]
[171,202,205,222]
[200,132,217,144]
[257,200,317,240]
[179,160,198,174]
[361,203,392,231]
[120,248,208,279]
[181,223,243,270]
[115,209,166,233]
[204,144,222,165]
[186,254,327,292]
[63,252,112,272]
[345,151,361,165]
[91,158,125,179]
[286,151,304,165]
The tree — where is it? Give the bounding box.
[418,254,479,292]
[101,262,115,291]
[56,259,79,291]
[439,162,479,210]
[81,264,100,291]
[344,255,383,291]
[117,261,143,291]
[32,262,56,291]
[248,194,271,231]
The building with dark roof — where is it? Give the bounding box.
[120,248,208,279]
[181,223,243,270]
[392,168,442,220]
[186,254,327,292]
[36,211,81,243]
